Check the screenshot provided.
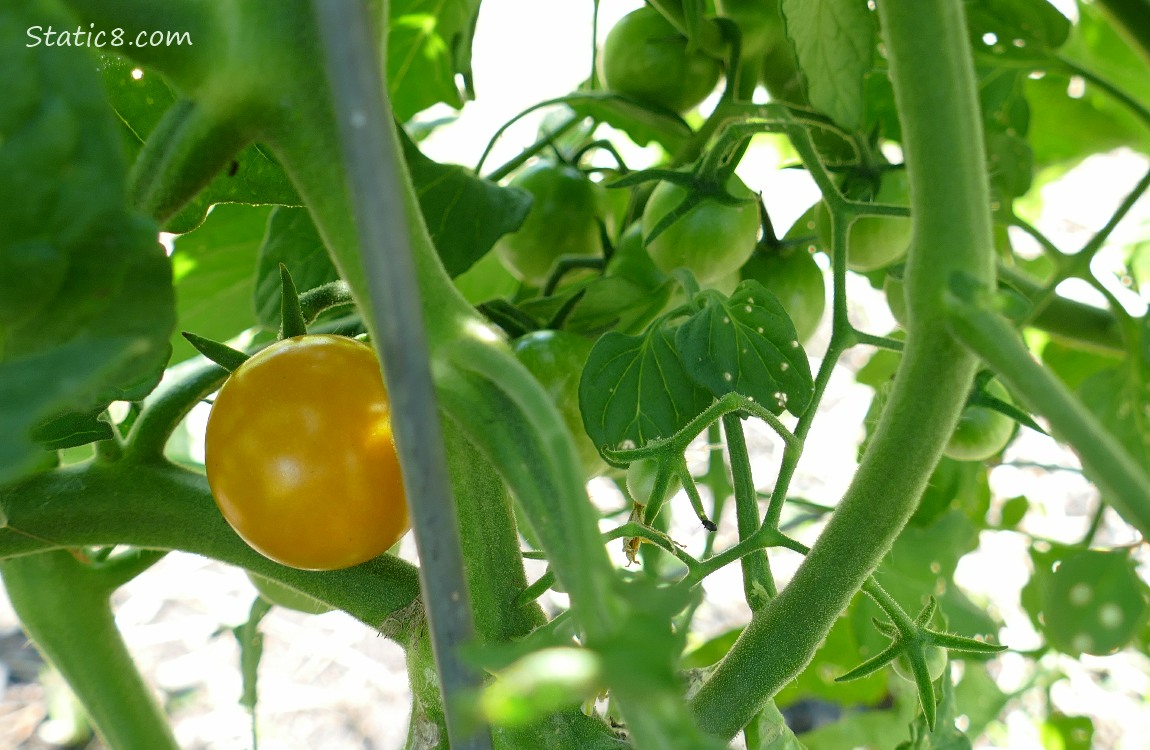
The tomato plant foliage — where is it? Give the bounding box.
[3,0,1150,748]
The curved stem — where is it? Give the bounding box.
[0,550,180,750]
[691,0,995,737]
[945,299,1150,539]
[0,461,423,637]
[125,359,226,462]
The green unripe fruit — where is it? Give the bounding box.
[892,645,947,682]
[642,175,761,286]
[944,379,1016,462]
[600,7,723,113]
[495,163,608,287]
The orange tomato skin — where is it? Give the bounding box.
[205,335,408,571]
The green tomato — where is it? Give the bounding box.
[716,0,786,60]
[817,169,912,272]
[642,175,761,286]
[454,249,519,304]
[495,162,607,287]
[944,379,1016,462]
[711,271,742,296]
[599,7,723,113]
[247,571,332,615]
[625,458,681,507]
[884,271,908,327]
[513,330,606,479]
[606,222,667,291]
[740,207,826,343]
[892,645,948,682]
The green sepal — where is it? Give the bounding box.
[278,264,308,339]
[181,332,249,372]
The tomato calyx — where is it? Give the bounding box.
[641,169,758,249]
[183,265,358,372]
[835,598,1006,730]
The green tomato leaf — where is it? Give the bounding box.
[232,597,272,711]
[0,341,145,483]
[1041,339,1121,392]
[253,207,340,330]
[779,0,875,131]
[169,204,271,363]
[579,323,714,453]
[96,54,300,233]
[1035,549,1148,656]
[744,701,807,750]
[985,131,1033,205]
[1078,358,1150,470]
[1026,72,1150,168]
[0,4,175,481]
[965,0,1070,62]
[247,134,532,307]
[979,66,1030,135]
[681,627,743,670]
[563,94,693,154]
[953,664,1009,740]
[388,0,479,121]
[1059,1,1150,115]
[998,495,1029,529]
[32,411,115,452]
[517,275,674,337]
[401,131,532,278]
[676,282,814,416]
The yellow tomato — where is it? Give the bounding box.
[205,335,409,570]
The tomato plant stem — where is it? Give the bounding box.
[0,550,181,750]
[691,0,994,736]
[945,298,1150,539]
[0,462,424,636]
[722,413,775,607]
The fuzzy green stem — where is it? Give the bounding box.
[722,413,774,608]
[125,359,226,462]
[690,0,994,737]
[945,301,1150,539]
[0,550,180,750]
[0,462,423,637]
